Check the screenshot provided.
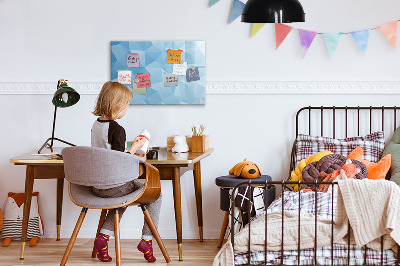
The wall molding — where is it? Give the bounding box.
[1,81,400,95]
[207,81,400,94]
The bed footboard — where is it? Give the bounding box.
[230,180,400,266]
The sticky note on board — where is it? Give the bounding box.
[164,73,178,87]
[132,82,147,94]
[127,53,140,67]
[167,49,182,64]
[136,73,151,88]
[173,62,187,76]
[186,67,200,82]
[118,70,132,84]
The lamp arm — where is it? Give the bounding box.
[50,105,57,148]
[50,79,61,148]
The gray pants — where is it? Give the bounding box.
[92,180,162,240]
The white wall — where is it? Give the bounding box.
[1,0,400,239]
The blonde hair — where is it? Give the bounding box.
[93,81,133,120]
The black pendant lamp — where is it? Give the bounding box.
[242,0,305,23]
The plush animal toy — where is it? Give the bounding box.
[172,135,189,153]
[1,192,44,247]
[229,159,261,179]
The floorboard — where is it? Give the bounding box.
[0,239,222,265]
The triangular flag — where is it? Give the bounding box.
[323,33,341,58]
[351,29,370,55]
[209,0,220,7]
[298,29,317,58]
[275,23,293,49]
[229,0,245,24]
[251,23,266,38]
[378,21,398,50]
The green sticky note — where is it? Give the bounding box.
[132,82,147,94]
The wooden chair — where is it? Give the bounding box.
[60,146,171,265]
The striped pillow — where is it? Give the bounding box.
[294,131,385,166]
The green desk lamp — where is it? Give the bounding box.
[38,79,80,154]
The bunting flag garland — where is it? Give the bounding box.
[378,21,398,50]
[323,33,341,58]
[251,23,266,38]
[229,0,245,24]
[298,30,317,58]
[209,0,220,8]
[275,23,293,49]
[208,5,400,57]
[351,29,370,55]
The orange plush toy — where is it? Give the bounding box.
[229,159,261,179]
[347,146,391,180]
[1,192,44,247]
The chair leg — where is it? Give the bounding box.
[114,209,121,266]
[60,208,88,266]
[141,205,171,263]
[217,211,230,248]
[92,209,108,258]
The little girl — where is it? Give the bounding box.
[91,81,162,263]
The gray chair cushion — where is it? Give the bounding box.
[69,180,145,208]
[62,146,145,188]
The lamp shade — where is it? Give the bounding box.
[52,84,80,108]
[241,0,305,23]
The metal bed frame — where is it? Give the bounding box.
[230,106,400,266]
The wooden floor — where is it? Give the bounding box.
[0,239,221,265]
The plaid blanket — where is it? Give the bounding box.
[266,190,336,220]
[234,191,397,265]
[235,244,397,265]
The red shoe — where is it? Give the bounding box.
[94,233,112,262]
[137,239,156,262]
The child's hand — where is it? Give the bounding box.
[134,149,149,157]
[129,137,147,155]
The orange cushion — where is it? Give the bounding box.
[347,146,391,180]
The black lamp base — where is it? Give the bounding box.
[38,137,76,154]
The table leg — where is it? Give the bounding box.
[193,161,203,242]
[20,165,35,259]
[56,178,64,241]
[217,211,230,248]
[172,167,183,261]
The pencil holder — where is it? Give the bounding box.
[191,135,209,153]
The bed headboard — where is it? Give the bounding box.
[290,106,400,179]
[295,106,400,138]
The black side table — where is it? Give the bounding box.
[215,175,275,248]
